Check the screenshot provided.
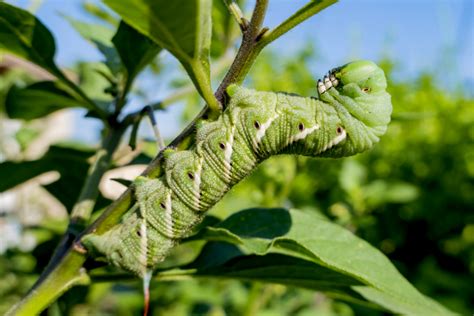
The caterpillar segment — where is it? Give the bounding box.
[82,60,392,276]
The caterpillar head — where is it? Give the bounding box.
[318,60,392,157]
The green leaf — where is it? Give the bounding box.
[75,62,114,104]
[5,81,90,120]
[0,2,59,76]
[103,0,220,111]
[109,178,132,188]
[112,21,161,94]
[0,144,107,210]
[0,159,52,192]
[63,16,121,74]
[190,243,363,288]
[195,208,454,315]
[0,3,107,119]
[210,0,234,57]
[183,243,380,309]
[82,2,118,27]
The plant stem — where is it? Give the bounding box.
[215,0,269,104]
[215,0,338,105]
[243,283,265,316]
[6,250,89,316]
[29,126,125,295]
[70,127,125,226]
[259,0,338,47]
[7,127,125,316]
[54,68,109,120]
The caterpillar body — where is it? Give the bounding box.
[82,60,392,276]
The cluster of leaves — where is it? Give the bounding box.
[0,1,470,315]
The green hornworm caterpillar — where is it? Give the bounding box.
[82,60,392,277]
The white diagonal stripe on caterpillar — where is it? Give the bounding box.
[252,112,280,156]
[320,128,347,153]
[256,113,279,143]
[290,124,320,143]
[193,156,203,210]
[224,125,235,183]
[164,192,173,237]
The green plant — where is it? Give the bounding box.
[0,1,459,315]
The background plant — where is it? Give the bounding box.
[0,1,472,315]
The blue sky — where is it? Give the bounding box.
[6,0,474,142]
[9,0,471,79]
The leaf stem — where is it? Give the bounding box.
[258,0,339,48]
[215,0,338,105]
[6,250,89,316]
[54,67,109,120]
[70,126,125,226]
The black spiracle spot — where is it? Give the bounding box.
[187,172,194,180]
[160,202,166,209]
[298,123,304,131]
[336,126,344,134]
[254,121,260,129]
[219,142,226,150]
[362,87,371,93]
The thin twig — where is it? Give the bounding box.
[215,0,269,104]
[70,128,125,225]
[224,0,247,31]
[258,0,338,47]
[216,0,338,104]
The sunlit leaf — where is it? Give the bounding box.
[195,208,454,315]
[177,242,385,308]
[112,21,161,94]
[75,62,114,104]
[0,3,107,118]
[63,16,121,74]
[103,0,218,108]
[364,180,419,206]
[0,3,59,76]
